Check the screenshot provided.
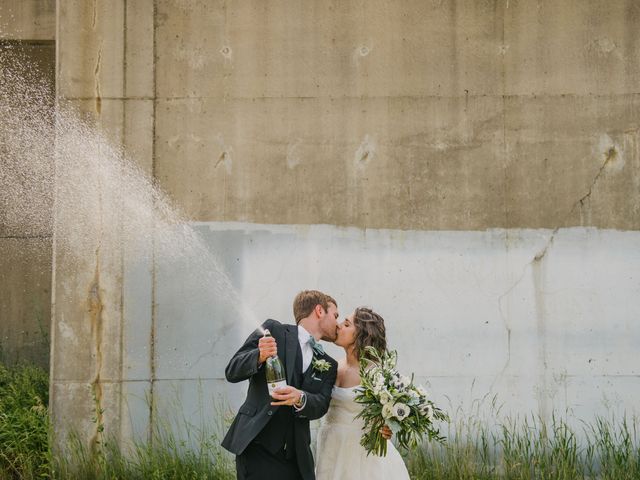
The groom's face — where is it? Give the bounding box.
[318,302,339,342]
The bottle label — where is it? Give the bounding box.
[267,379,287,396]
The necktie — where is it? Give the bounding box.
[307,336,325,356]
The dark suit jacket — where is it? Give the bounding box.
[222,319,337,480]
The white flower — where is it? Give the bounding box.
[392,402,410,421]
[421,404,434,421]
[392,373,410,391]
[379,390,392,405]
[312,358,331,373]
[416,386,428,397]
[381,403,394,419]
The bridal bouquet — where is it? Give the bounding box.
[354,346,447,456]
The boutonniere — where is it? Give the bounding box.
[312,358,331,373]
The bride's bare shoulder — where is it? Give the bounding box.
[335,357,348,383]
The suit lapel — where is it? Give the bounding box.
[285,325,298,385]
[303,359,314,381]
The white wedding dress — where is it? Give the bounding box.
[315,385,411,480]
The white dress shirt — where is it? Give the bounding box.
[297,325,314,373]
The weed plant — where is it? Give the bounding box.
[406,407,640,480]
[54,384,235,480]
[0,362,50,479]
[2,362,639,479]
[55,428,234,480]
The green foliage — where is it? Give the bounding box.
[54,384,236,479]
[355,346,448,456]
[405,410,640,480]
[0,362,236,480]
[55,429,235,480]
[0,362,51,479]
[2,361,640,479]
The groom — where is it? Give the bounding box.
[222,290,339,480]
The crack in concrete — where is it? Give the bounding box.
[534,146,616,263]
[188,336,224,372]
[92,0,98,30]
[491,257,529,392]
[492,149,615,389]
[94,44,102,114]
[88,249,105,452]
[575,147,617,210]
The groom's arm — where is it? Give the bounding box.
[294,361,338,420]
[225,320,275,383]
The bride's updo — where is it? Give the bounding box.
[352,307,387,360]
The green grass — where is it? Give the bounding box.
[0,362,51,479]
[55,429,235,480]
[406,410,640,479]
[1,362,639,479]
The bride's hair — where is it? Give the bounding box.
[352,307,387,360]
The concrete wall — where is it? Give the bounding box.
[50,0,155,449]
[0,0,56,367]
[159,223,640,423]
[48,0,640,450]
[0,0,55,41]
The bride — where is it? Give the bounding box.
[315,307,411,480]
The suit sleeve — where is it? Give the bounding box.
[224,320,274,384]
[294,359,338,420]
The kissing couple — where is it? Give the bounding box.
[222,290,411,480]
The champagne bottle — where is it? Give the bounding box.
[263,329,287,397]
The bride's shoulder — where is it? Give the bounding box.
[335,357,349,383]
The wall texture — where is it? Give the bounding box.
[41,0,640,449]
[0,0,55,41]
[0,0,56,368]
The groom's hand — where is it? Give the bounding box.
[258,336,277,364]
[270,386,303,406]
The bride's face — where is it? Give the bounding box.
[335,313,356,348]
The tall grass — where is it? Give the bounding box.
[55,428,234,479]
[407,408,640,479]
[0,362,236,480]
[2,361,639,479]
[0,362,51,479]
[54,384,236,479]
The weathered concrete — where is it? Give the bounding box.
[0,238,52,366]
[151,222,640,426]
[155,94,640,230]
[45,0,640,452]
[51,0,156,449]
[0,37,55,369]
[152,0,640,231]
[0,0,55,41]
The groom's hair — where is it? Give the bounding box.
[293,290,337,324]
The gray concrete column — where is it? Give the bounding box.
[51,0,155,451]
